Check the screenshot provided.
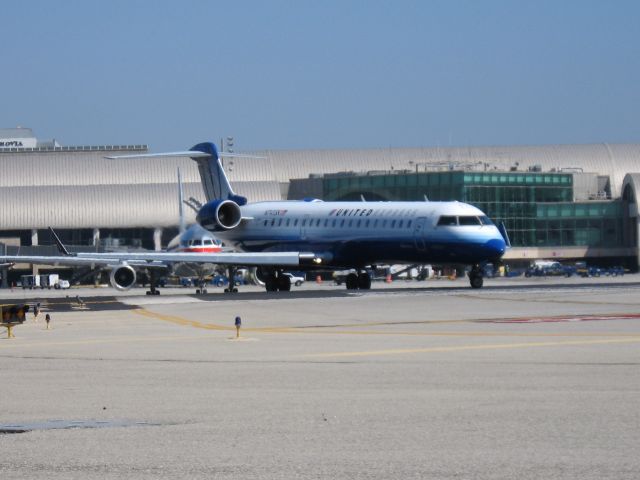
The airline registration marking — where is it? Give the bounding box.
[264,209,288,216]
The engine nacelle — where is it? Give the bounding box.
[110,265,137,291]
[196,199,242,231]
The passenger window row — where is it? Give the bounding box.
[261,217,415,229]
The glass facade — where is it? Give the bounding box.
[322,171,624,248]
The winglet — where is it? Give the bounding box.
[48,227,72,256]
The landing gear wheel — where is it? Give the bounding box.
[470,274,483,289]
[357,272,371,290]
[265,274,278,292]
[277,275,291,292]
[345,273,359,290]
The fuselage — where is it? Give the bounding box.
[202,200,506,268]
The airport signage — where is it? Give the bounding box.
[0,140,24,147]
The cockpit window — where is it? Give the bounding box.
[203,239,213,245]
[458,216,482,226]
[479,216,494,226]
[437,216,458,226]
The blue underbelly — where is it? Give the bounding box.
[231,235,505,267]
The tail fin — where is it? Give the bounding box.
[105,140,256,205]
[189,142,246,204]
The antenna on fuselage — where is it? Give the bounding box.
[423,194,429,201]
[360,194,366,202]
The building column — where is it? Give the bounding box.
[92,228,100,247]
[153,228,163,251]
[0,242,7,288]
[31,229,39,276]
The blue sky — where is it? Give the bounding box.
[1,0,639,151]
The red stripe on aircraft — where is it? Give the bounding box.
[178,247,222,253]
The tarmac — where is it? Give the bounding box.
[1,275,640,479]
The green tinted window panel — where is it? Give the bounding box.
[560,205,573,217]
[588,205,601,216]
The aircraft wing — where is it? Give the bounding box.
[0,255,124,268]
[0,251,318,268]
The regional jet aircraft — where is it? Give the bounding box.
[0,141,507,292]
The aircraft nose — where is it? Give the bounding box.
[485,237,506,260]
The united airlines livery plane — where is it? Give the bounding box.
[1,141,507,293]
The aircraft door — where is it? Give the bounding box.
[413,217,427,251]
[300,214,311,241]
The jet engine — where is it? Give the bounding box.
[197,199,242,231]
[110,265,137,291]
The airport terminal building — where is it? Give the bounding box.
[2,128,640,273]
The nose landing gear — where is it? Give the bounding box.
[468,264,484,289]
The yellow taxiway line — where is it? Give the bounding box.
[132,308,640,338]
[304,337,640,358]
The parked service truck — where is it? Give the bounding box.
[21,274,69,289]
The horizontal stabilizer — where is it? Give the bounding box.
[105,151,210,160]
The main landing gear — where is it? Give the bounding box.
[264,270,291,292]
[195,277,208,295]
[468,264,484,289]
[146,271,160,295]
[345,271,371,290]
[224,267,239,294]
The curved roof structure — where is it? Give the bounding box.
[255,143,640,197]
[1,143,640,231]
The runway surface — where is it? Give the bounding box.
[1,276,639,479]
